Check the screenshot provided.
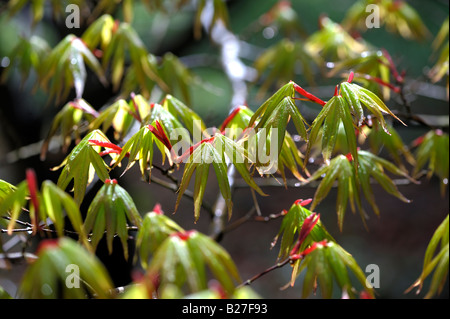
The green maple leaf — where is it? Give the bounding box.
[149,230,240,295]
[135,204,184,269]
[296,241,374,299]
[412,130,449,196]
[55,130,110,206]
[84,179,142,260]
[308,149,413,230]
[407,214,449,299]
[176,133,266,222]
[19,238,113,299]
[41,99,98,160]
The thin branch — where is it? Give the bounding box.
[223,206,256,234]
[1,225,80,236]
[2,216,32,228]
[0,252,38,262]
[250,188,262,216]
[237,258,291,288]
[1,228,32,233]
[238,236,323,288]
[393,111,448,129]
[234,176,419,189]
[223,207,286,234]
[152,164,179,186]
[398,81,413,118]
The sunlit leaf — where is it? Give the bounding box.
[249,82,308,170]
[40,35,107,104]
[305,95,358,167]
[112,126,154,178]
[258,1,308,39]
[340,80,404,130]
[295,241,374,299]
[130,93,152,121]
[306,78,406,166]
[40,181,90,248]
[254,39,319,97]
[135,204,184,269]
[407,215,449,299]
[10,0,45,26]
[102,22,168,95]
[41,99,98,160]
[18,238,114,299]
[219,105,254,138]
[89,99,135,141]
[81,14,115,52]
[55,130,111,206]
[0,180,28,235]
[305,16,369,61]
[175,134,265,221]
[84,179,142,260]
[88,0,134,23]
[429,17,449,93]
[0,174,89,248]
[308,154,361,231]
[148,230,241,295]
[343,0,430,41]
[327,50,393,100]
[1,35,50,87]
[120,54,158,99]
[144,103,192,150]
[221,105,306,181]
[175,140,232,221]
[163,94,206,137]
[159,53,196,104]
[412,130,449,196]
[357,149,413,217]
[214,133,266,195]
[429,42,449,89]
[273,200,334,261]
[307,149,413,230]
[0,179,16,205]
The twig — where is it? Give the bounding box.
[223,207,256,234]
[152,163,179,186]
[250,188,262,216]
[0,252,38,262]
[233,177,418,189]
[1,228,32,233]
[398,81,413,118]
[223,208,286,234]
[1,225,79,236]
[237,258,291,288]
[393,111,443,130]
[2,216,32,228]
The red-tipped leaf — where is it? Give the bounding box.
[292,82,326,106]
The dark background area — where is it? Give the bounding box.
[0,0,448,299]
